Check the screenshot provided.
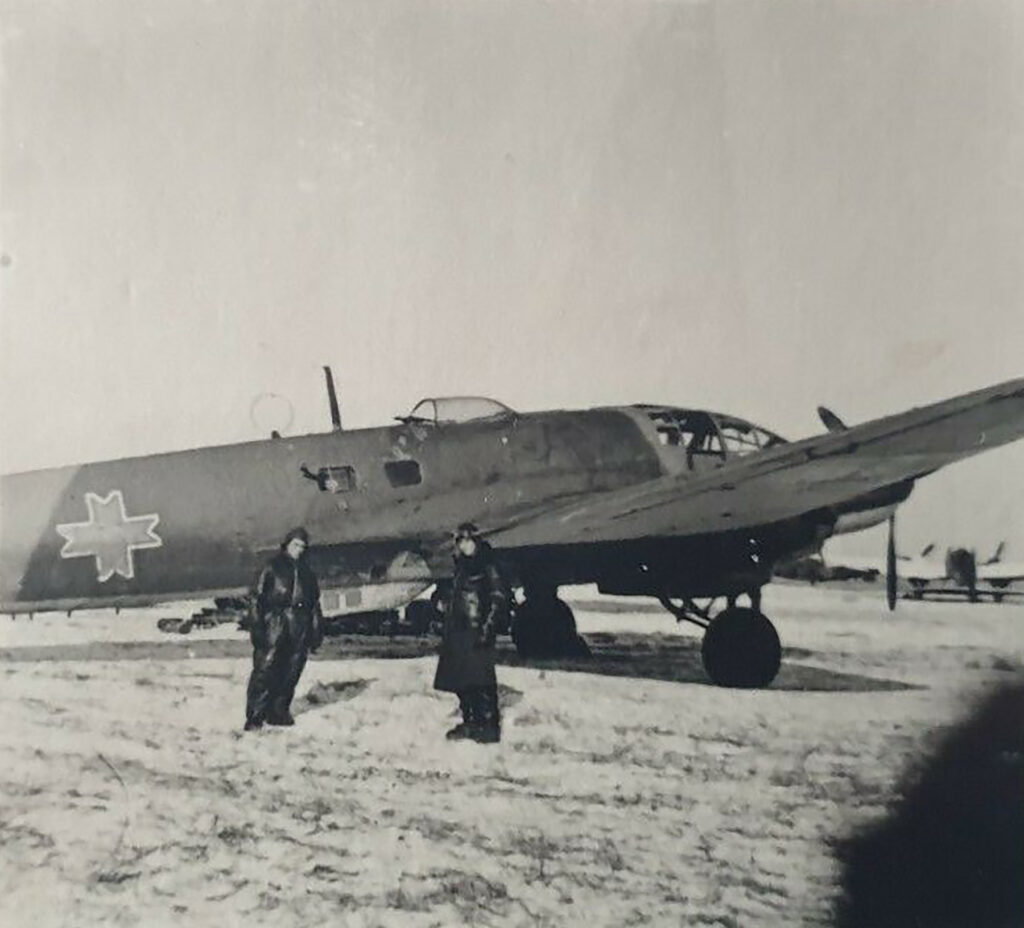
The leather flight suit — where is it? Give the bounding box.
[245,549,323,728]
[433,540,509,742]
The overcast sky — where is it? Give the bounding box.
[2,0,1022,558]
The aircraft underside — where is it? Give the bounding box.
[489,517,829,688]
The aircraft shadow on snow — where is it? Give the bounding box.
[0,631,916,693]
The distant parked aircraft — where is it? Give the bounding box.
[814,541,1024,603]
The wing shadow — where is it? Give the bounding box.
[0,632,917,693]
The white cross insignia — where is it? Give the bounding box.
[56,490,162,582]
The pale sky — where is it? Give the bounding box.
[2,0,1023,558]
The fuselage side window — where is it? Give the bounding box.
[384,459,422,488]
[320,465,356,492]
[301,464,358,492]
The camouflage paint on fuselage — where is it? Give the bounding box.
[0,407,664,613]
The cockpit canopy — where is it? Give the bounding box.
[636,406,786,460]
[401,396,517,426]
[715,414,787,456]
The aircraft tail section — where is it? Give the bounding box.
[986,541,1006,565]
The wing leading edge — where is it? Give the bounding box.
[489,378,1024,548]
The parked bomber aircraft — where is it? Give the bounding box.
[808,543,945,588]
[910,543,1024,604]
[775,543,941,585]
[782,540,1024,602]
[818,541,1024,603]
[3,376,1024,687]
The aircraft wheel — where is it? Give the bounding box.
[701,607,781,688]
[513,596,576,658]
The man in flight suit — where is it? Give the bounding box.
[244,527,324,730]
[433,523,509,744]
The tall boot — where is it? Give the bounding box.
[446,691,474,740]
[244,636,279,730]
[472,686,501,744]
[267,694,295,726]
[269,617,307,726]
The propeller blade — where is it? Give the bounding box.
[886,513,898,611]
[817,406,848,433]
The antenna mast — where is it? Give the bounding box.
[323,366,342,431]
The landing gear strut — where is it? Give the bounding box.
[659,591,781,688]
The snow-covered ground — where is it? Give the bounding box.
[2,583,1022,927]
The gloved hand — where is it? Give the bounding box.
[309,617,324,653]
[474,613,497,649]
[249,616,268,651]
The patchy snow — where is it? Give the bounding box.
[1,583,1022,927]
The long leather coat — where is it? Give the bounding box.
[433,542,509,693]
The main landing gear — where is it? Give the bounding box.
[512,583,591,659]
[659,591,782,688]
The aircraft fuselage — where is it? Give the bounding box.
[0,400,901,614]
[2,406,658,612]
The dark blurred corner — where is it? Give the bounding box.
[835,676,1024,927]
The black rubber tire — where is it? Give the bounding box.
[513,597,583,658]
[701,606,781,688]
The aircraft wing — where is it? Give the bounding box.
[489,378,1024,548]
[979,563,1024,583]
